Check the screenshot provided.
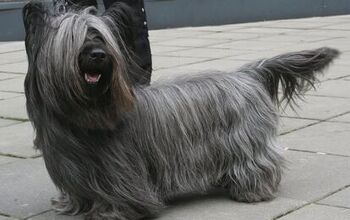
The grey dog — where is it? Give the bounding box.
[23,1,339,220]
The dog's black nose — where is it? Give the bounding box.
[89,48,106,61]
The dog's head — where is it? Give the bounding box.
[23,1,135,129]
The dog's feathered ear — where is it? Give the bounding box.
[22,2,47,36]
[23,2,48,60]
[102,2,136,50]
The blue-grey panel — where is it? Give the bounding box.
[0,2,26,41]
[1,0,350,41]
[144,0,350,29]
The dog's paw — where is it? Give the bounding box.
[51,193,86,215]
[230,191,275,203]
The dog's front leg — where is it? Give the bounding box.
[51,191,92,216]
[52,190,163,220]
[84,196,164,220]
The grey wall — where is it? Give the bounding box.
[1,0,350,41]
[0,1,26,41]
[145,0,350,29]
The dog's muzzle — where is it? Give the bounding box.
[79,46,113,87]
[84,48,107,84]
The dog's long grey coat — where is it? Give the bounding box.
[23,2,339,220]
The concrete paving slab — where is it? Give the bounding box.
[0,96,28,120]
[253,34,336,43]
[296,29,350,38]
[0,122,39,158]
[331,113,350,123]
[307,77,350,98]
[152,67,205,81]
[287,38,350,53]
[230,27,300,35]
[318,187,350,209]
[29,211,83,220]
[279,122,350,156]
[194,32,262,41]
[0,158,56,219]
[278,151,350,202]
[282,95,350,120]
[0,62,27,74]
[209,39,295,51]
[152,55,211,70]
[278,204,350,220]
[0,156,19,166]
[183,22,276,32]
[152,38,231,48]
[0,51,27,65]
[334,53,350,65]
[224,48,314,62]
[0,216,17,220]
[0,73,19,81]
[182,59,248,72]
[0,92,22,100]
[158,197,305,220]
[0,119,20,128]
[0,77,25,93]
[265,19,339,29]
[321,23,350,31]
[161,47,250,59]
[321,64,350,81]
[28,197,305,220]
[0,42,25,54]
[151,45,189,55]
[24,150,349,220]
[278,117,318,134]
[149,29,216,42]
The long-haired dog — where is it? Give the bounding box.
[23,1,339,220]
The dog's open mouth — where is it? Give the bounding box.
[84,73,102,84]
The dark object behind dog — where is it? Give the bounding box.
[23,2,339,220]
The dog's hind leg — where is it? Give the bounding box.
[226,140,283,203]
[218,99,284,203]
[222,131,284,203]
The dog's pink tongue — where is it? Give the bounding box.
[85,73,101,84]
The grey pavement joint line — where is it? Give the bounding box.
[261,23,346,31]
[0,212,11,218]
[0,49,25,55]
[279,120,322,135]
[0,71,24,75]
[273,184,350,219]
[315,202,350,211]
[0,152,42,159]
[156,57,220,70]
[305,94,350,99]
[0,76,20,82]
[152,53,242,60]
[272,203,313,220]
[24,209,52,220]
[0,152,27,159]
[0,116,29,122]
[0,212,20,219]
[280,115,320,121]
[284,148,350,158]
[0,60,28,66]
[0,91,24,94]
[322,74,350,82]
[280,110,350,135]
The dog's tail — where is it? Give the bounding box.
[243,47,339,106]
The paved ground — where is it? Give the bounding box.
[0,15,350,220]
